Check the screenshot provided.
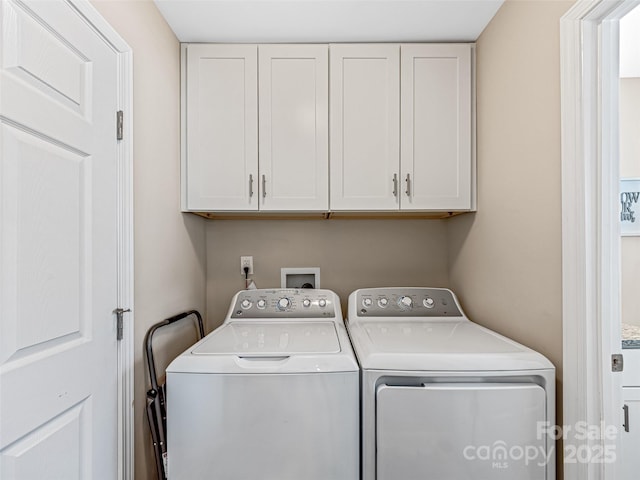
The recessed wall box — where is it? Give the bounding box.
[281,267,321,289]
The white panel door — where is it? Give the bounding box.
[259,45,328,211]
[330,44,400,211]
[376,383,547,480]
[1,1,120,478]
[185,44,258,211]
[401,44,472,211]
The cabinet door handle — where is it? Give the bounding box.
[249,174,254,198]
[262,175,267,198]
[623,404,630,433]
[393,174,398,197]
[405,173,411,197]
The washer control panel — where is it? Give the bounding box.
[355,288,462,317]
[231,289,336,319]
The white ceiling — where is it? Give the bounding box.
[154,0,504,43]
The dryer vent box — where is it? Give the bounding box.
[281,268,320,289]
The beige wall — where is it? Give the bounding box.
[446,0,571,440]
[620,78,640,172]
[90,1,206,479]
[206,219,449,327]
[621,78,640,329]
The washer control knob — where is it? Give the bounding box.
[363,298,373,308]
[399,296,413,309]
[378,297,389,308]
[318,299,327,308]
[302,298,311,308]
[277,297,291,311]
[240,299,252,310]
[423,297,435,309]
[256,299,267,309]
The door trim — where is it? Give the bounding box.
[66,1,134,479]
[561,1,639,479]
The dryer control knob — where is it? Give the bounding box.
[363,298,373,308]
[318,299,327,308]
[378,297,389,308]
[277,298,291,310]
[240,299,252,309]
[423,297,435,308]
[302,298,311,308]
[256,299,267,309]
[399,296,413,309]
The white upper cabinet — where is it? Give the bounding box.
[330,44,400,211]
[183,44,258,211]
[330,43,473,212]
[182,42,474,215]
[259,45,329,211]
[400,44,473,211]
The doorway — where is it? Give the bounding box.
[619,4,640,478]
[561,0,640,479]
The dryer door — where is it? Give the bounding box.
[376,383,547,480]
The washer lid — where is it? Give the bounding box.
[348,319,554,371]
[193,321,341,355]
[168,320,359,374]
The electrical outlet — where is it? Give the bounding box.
[240,256,254,275]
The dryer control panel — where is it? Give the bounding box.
[230,289,336,319]
[354,288,462,317]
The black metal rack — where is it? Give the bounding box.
[144,310,205,480]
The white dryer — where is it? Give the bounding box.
[347,287,555,480]
[166,289,359,480]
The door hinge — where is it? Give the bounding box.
[114,308,131,340]
[612,353,624,372]
[116,110,124,141]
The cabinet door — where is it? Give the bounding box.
[621,388,640,480]
[259,45,328,211]
[184,44,258,211]
[330,44,400,211]
[401,44,472,211]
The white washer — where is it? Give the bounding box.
[167,289,359,480]
[347,287,555,480]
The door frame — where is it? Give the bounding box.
[561,0,639,479]
[66,1,134,479]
